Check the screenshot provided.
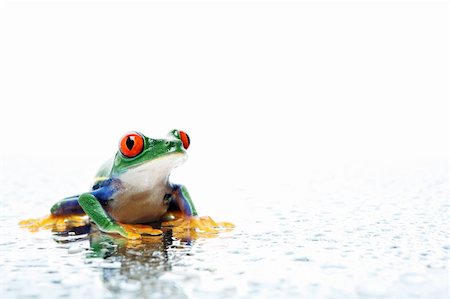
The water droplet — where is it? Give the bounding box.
[321,263,346,270]
[427,262,446,269]
[294,256,310,262]
[100,262,121,269]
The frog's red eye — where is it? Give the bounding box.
[179,131,190,149]
[119,132,144,158]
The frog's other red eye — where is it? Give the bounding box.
[179,131,190,149]
[119,132,144,158]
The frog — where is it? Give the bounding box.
[41,129,228,239]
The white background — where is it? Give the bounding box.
[1,4,448,297]
[0,0,448,190]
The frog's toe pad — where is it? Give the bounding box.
[119,223,163,239]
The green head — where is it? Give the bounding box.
[112,129,191,175]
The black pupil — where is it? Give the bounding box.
[126,137,135,150]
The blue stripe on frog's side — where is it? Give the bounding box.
[91,178,121,199]
[50,178,121,216]
[170,184,197,217]
[50,195,84,215]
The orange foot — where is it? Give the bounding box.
[19,214,89,232]
[118,223,163,239]
[162,214,234,239]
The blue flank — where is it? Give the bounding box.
[51,195,84,215]
[171,184,193,216]
[51,178,121,216]
[91,178,121,202]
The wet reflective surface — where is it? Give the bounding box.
[1,160,448,298]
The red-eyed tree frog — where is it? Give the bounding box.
[44,129,229,239]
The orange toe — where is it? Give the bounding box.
[119,223,163,237]
[19,214,88,232]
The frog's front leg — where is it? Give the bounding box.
[77,193,137,239]
[77,180,148,239]
[78,183,162,239]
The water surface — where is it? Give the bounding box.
[0,160,448,298]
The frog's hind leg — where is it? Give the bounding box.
[51,195,85,216]
[19,195,88,232]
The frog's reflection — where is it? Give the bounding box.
[87,227,175,259]
[53,224,197,296]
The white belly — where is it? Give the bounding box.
[107,184,171,223]
[106,153,185,223]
